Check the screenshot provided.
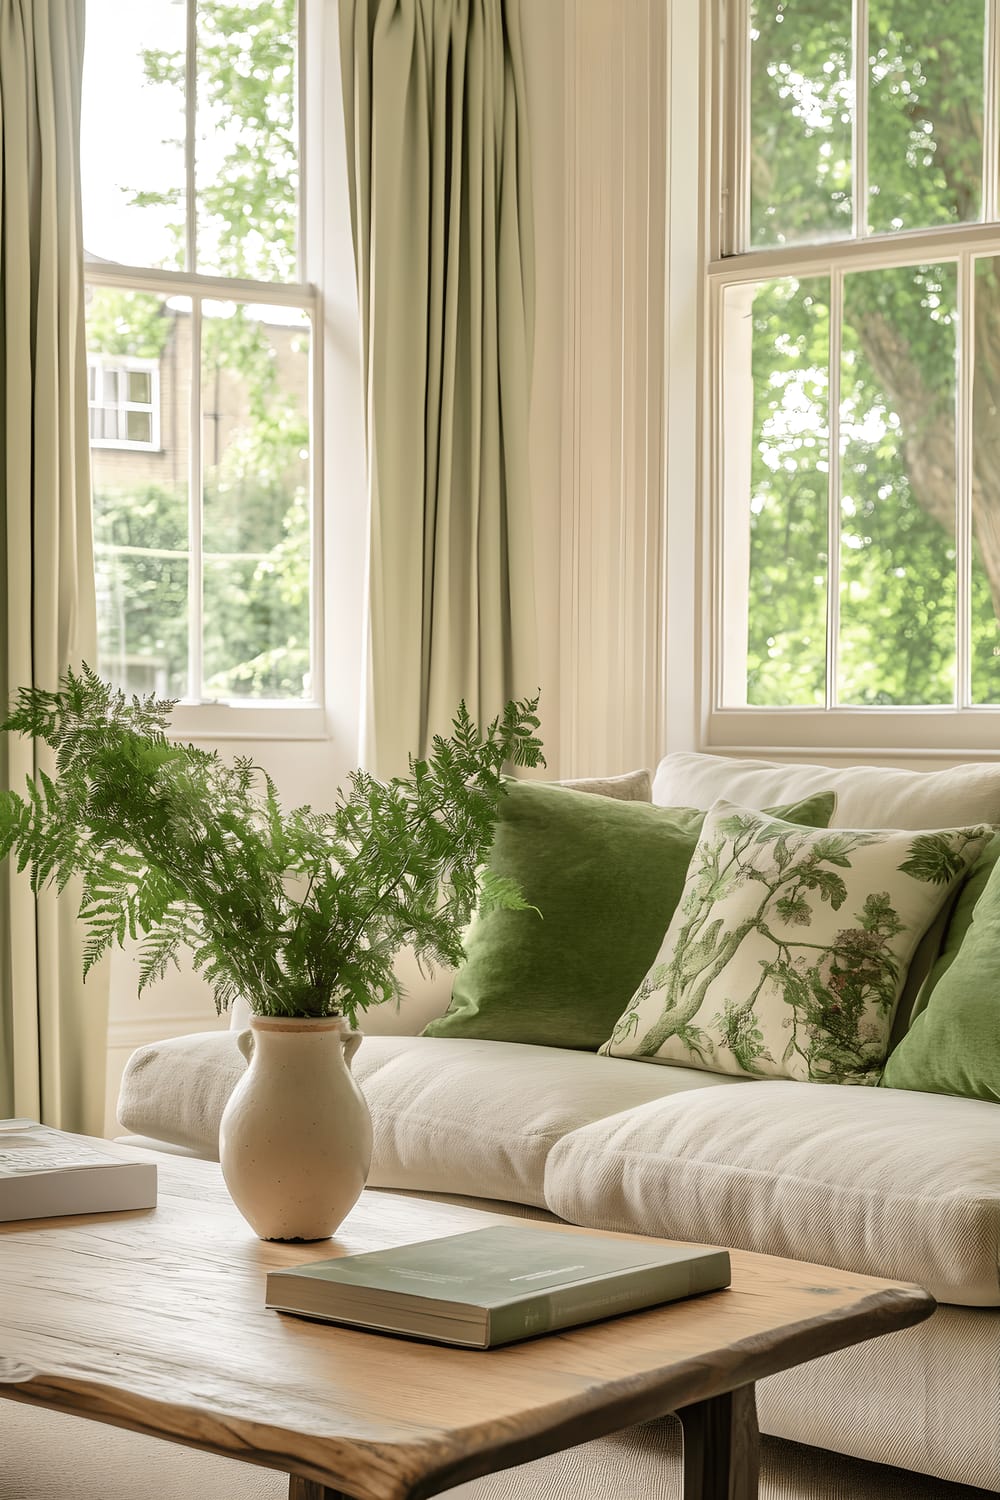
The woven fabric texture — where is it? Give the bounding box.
[653,750,1000,830]
[545,1079,1000,1304]
[355,1035,746,1206]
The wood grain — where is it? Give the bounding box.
[288,1482,349,1500]
[0,1151,934,1500]
[678,1385,759,1500]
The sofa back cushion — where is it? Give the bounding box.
[654,751,1000,830]
[544,1081,1000,1305]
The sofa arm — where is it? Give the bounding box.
[117,1030,245,1160]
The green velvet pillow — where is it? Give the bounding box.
[423,782,836,1052]
[882,839,1000,1102]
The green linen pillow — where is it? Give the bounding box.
[881,842,1000,1102]
[422,782,836,1052]
[903,833,1000,1026]
[600,799,992,1085]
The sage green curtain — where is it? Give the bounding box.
[340,0,537,776]
[0,0,107,1133]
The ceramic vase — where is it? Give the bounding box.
[218,1014,373,1241]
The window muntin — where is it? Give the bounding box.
[715,0,1000,742]
[81,0,316,713]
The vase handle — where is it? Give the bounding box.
[236,1028,255,1064]
[342,1028,364,1070]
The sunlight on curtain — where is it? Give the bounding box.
[0,0,107,1133]
[340,0,537,776]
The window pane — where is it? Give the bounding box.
[81,0,186,270]
[749,0,853,247]
[126,411,153,444]
[128,370,152,404]
[838,264,957,705]
[867,0,984,233]
[195,0,299,281]
[971,257,1000,703]
[201,301,311,700]
[87,288,191,699]
[723,276,830,706]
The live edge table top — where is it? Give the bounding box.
[0,1149,934,1500]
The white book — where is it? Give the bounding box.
[0,1120,157,1223]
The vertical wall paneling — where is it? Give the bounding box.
[559,0,668,778]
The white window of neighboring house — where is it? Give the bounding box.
[80,0,323,733]
[708,0,1000,756]
[88,357,160,450]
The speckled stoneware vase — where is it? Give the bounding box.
[218,1015,373,1241]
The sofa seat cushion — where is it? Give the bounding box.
[116,1031,747,1202]
[354,1035,748,1206]
[544,1080,1000,1305]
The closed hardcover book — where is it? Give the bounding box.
[0,1121,157,1223]
[265,1224,731,1347]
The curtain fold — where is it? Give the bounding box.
[0,0,107,1133]
[340,0,537,777]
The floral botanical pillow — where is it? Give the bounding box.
[600,799,993,1086]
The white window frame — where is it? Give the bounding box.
[83,0,326,740]
[88,354,160,451]
[706,0,1000,758]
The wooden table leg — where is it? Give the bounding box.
[676,1383,759,1500]
[288,1479,352,1500]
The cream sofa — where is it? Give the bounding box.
[117,752,1000,1495]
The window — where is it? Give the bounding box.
[710,0,1000,753]
[88,356,160,449]
[81,0,320,723]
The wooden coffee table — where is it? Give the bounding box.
[0,1150,933,1500]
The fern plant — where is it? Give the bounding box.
[0,666,544,1022]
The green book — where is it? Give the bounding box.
[265,1224,731,1348]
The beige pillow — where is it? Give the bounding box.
[601,799,992,1085]
[557,769,651,801]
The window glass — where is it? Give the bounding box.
[972,256,1000,703]
[88,290,191,700]
[733,275,831,705]
[749,0,853,246]
[81,0,187,270]
[838,264,958,705]
[867,0,984,234]
[201,301,311,700]
[195,0,299,281]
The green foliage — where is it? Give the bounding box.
[133,0,297,281]
[898,830,986,885]
[86,289,172,359]
[0,667,544,1024]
